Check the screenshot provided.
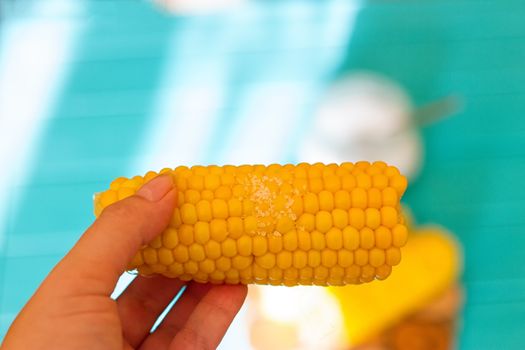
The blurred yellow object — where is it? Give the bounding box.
[329,227,461,345]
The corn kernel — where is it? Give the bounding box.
[173,245,189,263]
[330,266,345,279]
[189,244,205,262]
[283,268,299,281]
[244,216,257,235]
[338,250,353,268]
[276,251,293,269]
[324,175,341,192]
[188,175,204,190]
[361,265,376,282]
[342,226,359,250]
[368,188,382,208]
[375,226,392,249]
[181,203,198,224]
[232,256,252,270]
[276,217,294,234]
[303,193,319,214]
[354,249,368,266]
[341,174,356,190]
[253,264,268,280]
[215,185,231,200]
[196,200,212,222]
[292,177,308,191]
[318,190,334,211]
[211,199,228,219]
[199,259,215,274]
[308,250,321,267]
[168,263,184,275]
[315,211,333,233]
[268,235,283,253]
[210,219,227,242]
[158,248,174,266]
[290,196,303,217]
[283,230,298,251]
[356,173,371,189]
[201,190,214,201]
[299,266,314,279]
[162,228,179,249]
[382,187,398,207]
[365,208,381,229]
[110,177,127,190]
[184,190,200,204]
[351,188,367,209]
[314,266,329,280]
[321,249,337,267]
[343,267,359,282]
[386,247,401,265]
[256,253,276,269]
[149,236,162,249]
[227,198,242,216]
[252,235,268,256]
[297,229,311,250]
[216,257,231,271]
[100,190,118,207]
[237,236,252,256]
[204,240,221,259]
[326,227,343,250]
[243,200,254,216]
[332,209,348,229]
[227,217,244,239]
[143,247,158,265]
[392,224,408,247]
[293,251,307,268]
[297,213,315,231]
[309,178,324,193]
[191,222,209,245]
[221,238,237,258]
[311,231,326,250]
[369,248,385,267]
[360,227,375,249]
[118,187,135,200]
[334,190,351,209]
[203,174,220,190]
[268,267,283,281]
[170,208,182,227]
[184,261,199,274]
[376,265,392,280]
[381,206,398,228]
[349,208,365,229]
[178,225,194,246]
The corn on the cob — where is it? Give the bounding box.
[94,162,408,286]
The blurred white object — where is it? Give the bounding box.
[298,73,423,179]
[152,0,244,14]
[249,286,346,350]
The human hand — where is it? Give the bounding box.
[1,175,247,349]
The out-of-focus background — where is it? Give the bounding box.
[1,0,525,348]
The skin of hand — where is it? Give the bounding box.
[1,175,248,350]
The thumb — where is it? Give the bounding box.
[51,175,177,295]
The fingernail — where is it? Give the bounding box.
[136,175,173,202]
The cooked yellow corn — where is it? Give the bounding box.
[94,162,408,286]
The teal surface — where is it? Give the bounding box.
[1,1,525,348]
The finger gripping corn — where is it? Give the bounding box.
[94,162,408,286]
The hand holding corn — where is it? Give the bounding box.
[2,176,247,350]
[95,162,408,286]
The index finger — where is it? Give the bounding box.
[48,175,177,296]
